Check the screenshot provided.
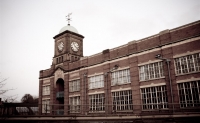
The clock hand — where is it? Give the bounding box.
[72,43,77,50]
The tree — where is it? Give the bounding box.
[0,77,8,95]
[0,74,17,102]
[33,96,38,103]
[21,94,34,103]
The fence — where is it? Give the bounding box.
[1,103,200,116]
[0,103,38,116]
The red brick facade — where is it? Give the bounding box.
[39,20,200,115]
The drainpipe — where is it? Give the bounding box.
[155,54,174,112]
[166,59,174,112]
[104,72,109,115]
[83,73,87,115]
[104,65,119,115]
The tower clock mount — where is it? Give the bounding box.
[71,41,79,52]
[53,14,84,64]
[57,42,64,52]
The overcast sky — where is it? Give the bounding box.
[0,0,200,102]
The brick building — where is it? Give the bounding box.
[39,20,200,116]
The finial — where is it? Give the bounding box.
[66,13,72,25]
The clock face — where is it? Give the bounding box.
[71,41,79,52]
[58,42,64,52]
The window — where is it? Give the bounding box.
[42,85,50,95]
[69,79,80,92]
[178,80,200,108]
[175,53,200,75]
[139,62,164,81]
[69,96,80,113]
[89,75,104,89]
[141,85,168,110]
[112,90,133,111]
[89,93,105,112]
[42,99,50,113]
[57,56,63,64]
[59,57,61,63]
[111,69,130,86]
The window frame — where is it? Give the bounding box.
[177,80,200,108]
[88,74,104,89]
[69,79,80,92]
[42,99,50,113]
[139,61,164,81]
[112,90,133,111]
[69,96,80,113]
[111,68,131,86]
[140,85,168,110]
[174,53,200,75]
[89,93,105,112]
[42,85,50,95]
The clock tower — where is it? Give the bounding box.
[52,19,84,65]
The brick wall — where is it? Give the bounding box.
[39,20,200,115]
[40,21,200,76]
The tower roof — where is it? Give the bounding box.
[59,25,78,34]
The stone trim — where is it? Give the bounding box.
[88,91,104,95]
[173,49,200,58]
[140,82,166,88]
[176,77,200,83]
[111,87,131,92]
[138,59,162,66]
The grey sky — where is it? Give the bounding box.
[0,0,200,101]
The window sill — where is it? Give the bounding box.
[42,112,50,114]
[142,108,169,111]
[42,83,50,86]
[89,87,104,90]
[69,112,80,114]
[111,82,131,86]
[42,94,50,96]
[69,90,80,92]
[139,77,165,82]
[175,71,200,77]
[180,106,200,109]
[112,110,133,113]
[89,111,105,113]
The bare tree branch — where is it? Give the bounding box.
[2,94,18,102]
[0,74,17,102]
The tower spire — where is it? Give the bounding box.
[66,13,72,25]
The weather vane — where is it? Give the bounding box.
[66,13,72,25]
